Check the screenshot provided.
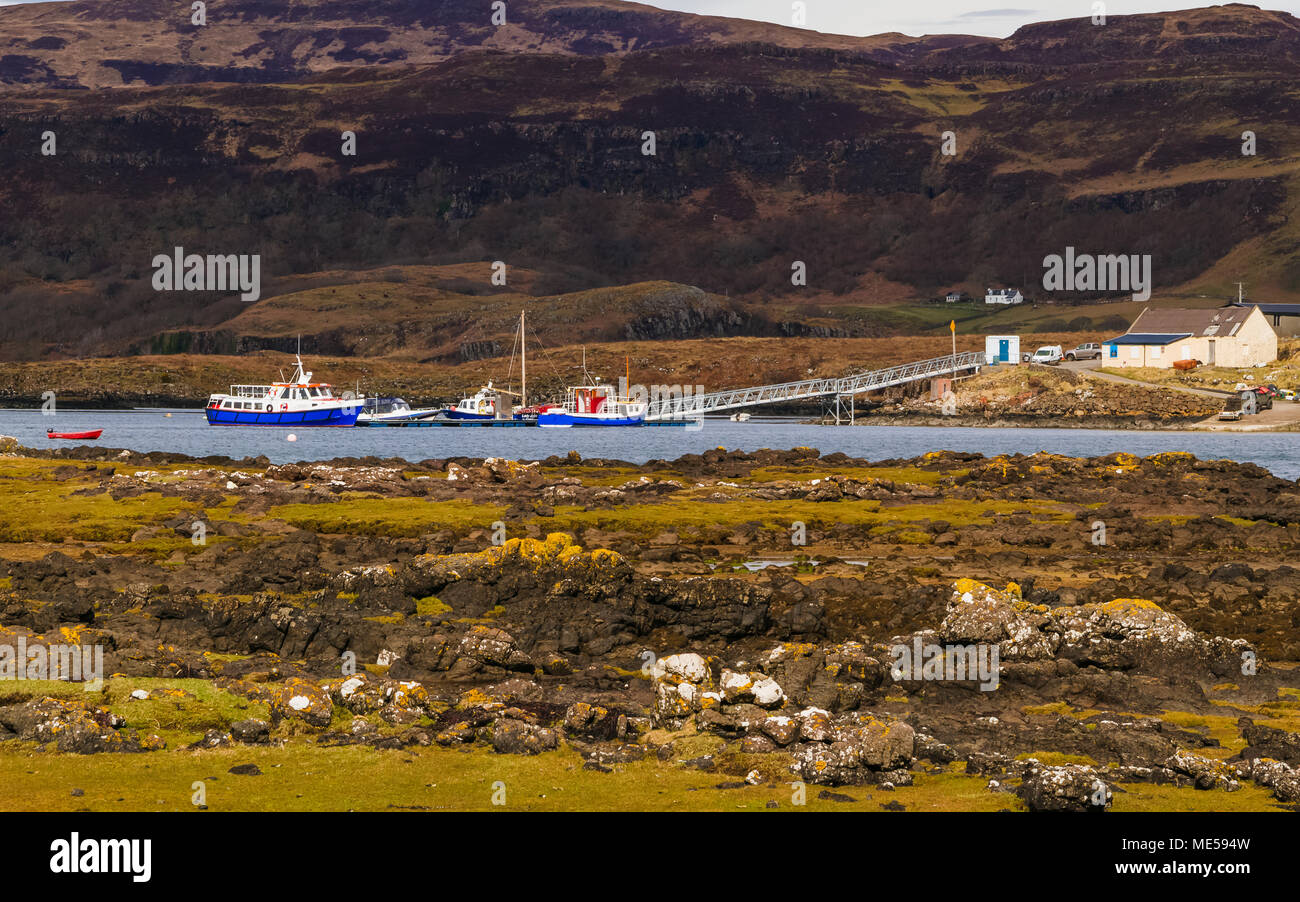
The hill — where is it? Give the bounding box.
[0,2,1296,359]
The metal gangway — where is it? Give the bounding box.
[643,351,983,422]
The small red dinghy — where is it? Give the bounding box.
[46,429,102,440]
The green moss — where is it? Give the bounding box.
[415,596,451,616]
[0,677,270,748]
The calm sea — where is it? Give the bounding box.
[4,409,1299,480]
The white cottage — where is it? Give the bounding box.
[985,288,1025,306]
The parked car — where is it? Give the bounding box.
[1064,343,1101,361]
[1249,387,1274,410]
[1030,345,1063,365]
[1219,398,1243,421]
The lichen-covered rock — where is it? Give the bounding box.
[1017,763,1112,811]
[796,707,834,742]
[938,578,1056,659]
[230,718,270,744]
[761,715,799,746]
[269,678,333,728]
[0,697,164,753]
[491,718,558,755]
[650,652,720,727]
[794,714,914,785]
[457,626,533,671]
[1241,758,1300,803]
[1164,752,1241,791]
[940,579,1255,675]
[1238,719,1300,767]
[761,641,882,712]
[564,702,620,740]
[832,714,915,769]
[1053,598,1198,669]
[719,668,784,708]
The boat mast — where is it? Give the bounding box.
[520,309,526,409]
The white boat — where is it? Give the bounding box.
[358,397,441,424]
[730,412,751,422]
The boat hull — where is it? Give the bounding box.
[440,408,497,421]
[537,411,644,427]
[206,406,359,427]
[358,408,441,424]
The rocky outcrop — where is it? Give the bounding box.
[1017,764,1112,812]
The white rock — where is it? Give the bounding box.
[751,677,785,707]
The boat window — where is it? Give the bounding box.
[223,401,232,408]
[279,388,290,399]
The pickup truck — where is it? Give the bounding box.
[1030,345,1063,366]
[1218,397,1243,421]
[1064,343,1102,361]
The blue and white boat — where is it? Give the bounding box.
[440,382,509,421]
[537,382,645,427]
[205,356,361,426]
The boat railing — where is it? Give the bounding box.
[228,384,275,399]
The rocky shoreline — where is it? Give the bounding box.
[2,442,1299,810]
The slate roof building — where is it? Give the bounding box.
[1102,306,1277,368]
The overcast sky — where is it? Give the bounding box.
[648,1,1299,37]
[0,0,1296,38]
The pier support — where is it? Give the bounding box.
[832,393,855,425]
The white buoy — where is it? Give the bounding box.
[287,433,297,442]
[164,412,172,418]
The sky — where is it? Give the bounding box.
[0,0,1295,37]
[644,1,1299,37]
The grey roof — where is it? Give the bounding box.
[1128,306,1255,337]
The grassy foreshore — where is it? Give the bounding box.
[1,445,1298,811]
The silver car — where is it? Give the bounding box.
[1065,343,1102,361]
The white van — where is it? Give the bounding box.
[1031,345,1063,365]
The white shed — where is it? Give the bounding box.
[985,335,1020,365]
